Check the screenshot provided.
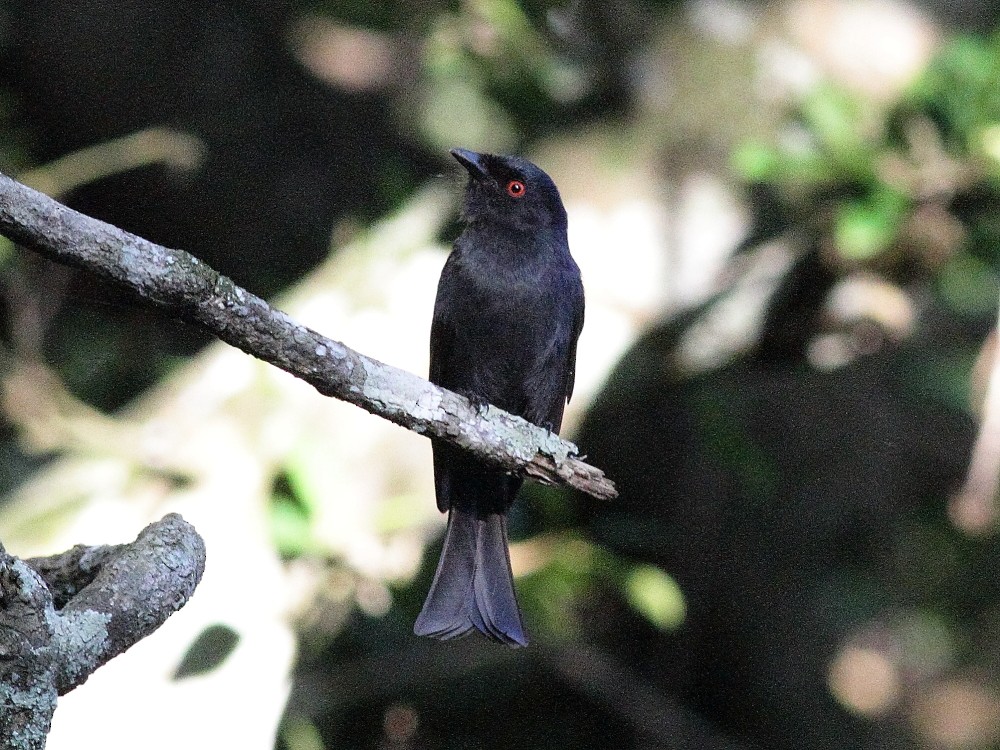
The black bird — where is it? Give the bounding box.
[414,149,585,646]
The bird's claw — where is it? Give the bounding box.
[459,389,490,415]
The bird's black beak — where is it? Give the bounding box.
[451,148,489,181]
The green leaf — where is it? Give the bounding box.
[519,536,604,638]
[269,494,314,557]
[909,35,1000,147]
[975,123,1000,167]
[282,442,329,518]
[801,86,869,166]
[834,189,908,261]
[0,235,13,267]
[267,442,332,557]
[732,141,782,182]
[936,252,1000,317]
[625,564,686,631]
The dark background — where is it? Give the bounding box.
[2,0,1000,748]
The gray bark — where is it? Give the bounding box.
[0,514,206,750]
[0,171,616,501]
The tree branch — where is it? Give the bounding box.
[0,513,206,750]
[0,171,617,501]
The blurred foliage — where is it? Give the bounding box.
[0,0,651,421]
[734,32,1000,315]
[573,26,1000,750]
[271,467,321,560]
[5,2,1000,750]
[623,564,686,631]
[171,623,242,680]
[414,0,650,149]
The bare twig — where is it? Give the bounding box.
[0,514,206,750]
[0,171,617,501]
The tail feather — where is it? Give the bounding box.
[472,515,525,642]
[414,509,477,641]
[414,508,527,647]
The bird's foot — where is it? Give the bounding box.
[459,389,490,415]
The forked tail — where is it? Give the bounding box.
[413,507,527,647]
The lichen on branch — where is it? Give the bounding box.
[0,513,206,750]
[0,171,617,501]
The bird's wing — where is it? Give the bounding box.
[533,287,584,433]
[429,261,458,387]
[429,258,461,513]
[564,284,585,403]
[429,310,449,386]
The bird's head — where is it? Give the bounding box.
[451,148,568,233]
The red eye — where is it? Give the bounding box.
[506,180,526,198]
